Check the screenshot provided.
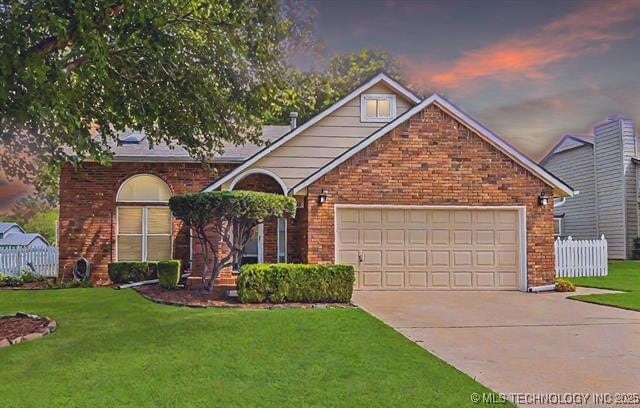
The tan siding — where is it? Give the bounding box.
[247,82,417,190]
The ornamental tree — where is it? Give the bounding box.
[169,190,297,292]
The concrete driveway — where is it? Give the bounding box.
[353,289,640,398]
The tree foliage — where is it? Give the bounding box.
[169,190,296,292]
[0,0,312,192]
[265,48,405,124]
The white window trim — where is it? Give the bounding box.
[116,206,173,261]
[232,223,264,272]
[553,217,562,237]
[277,218,287,263]
[116,173,172,203]
[360,94,397,123]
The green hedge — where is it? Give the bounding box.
[158,260,181,289]
[107,262,158,284]
[237,264,355,304]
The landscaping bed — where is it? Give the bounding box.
[0,313,56,347]
[135,284,352,309]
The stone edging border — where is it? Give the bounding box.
[0,312,57,348]
[135,289,354,310]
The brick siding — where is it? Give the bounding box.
[304,104,556,287]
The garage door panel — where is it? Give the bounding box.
[384,270,405,287]
[361,209,382,224]
[408,229,427,245]
[361,270,382,288]
[336,208,520,291]
[497,230,517,245]
[453,210,472,225]
[407,250,427,266]
[453,229,473,245]
[384,250,404,266]
[475,230,495,245]
[431,229,450,245]
[362,250,382,266]
[430,271,451,288]
[338,229,359,245]
[476,272,496,288]
[361,230,382,246]
[453,272,473,288]
[453,251,473,267]
[430,250,450,266]
[407,271,428,288]
[476,251,495,266]
[384,229,405,245]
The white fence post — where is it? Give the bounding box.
[0,247,59,277]
[555,235,608,278]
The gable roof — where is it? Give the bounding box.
[203,72,421,192]
[0,222,23,236]
[0,232,48,247]
[538,135,594,165]
[291,94,575,197]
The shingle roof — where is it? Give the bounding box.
[104,125,290,162]
[0,232,47,246]
[0,222,21,235]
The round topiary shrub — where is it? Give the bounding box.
[158,260,181,289]
[555,278,576,292]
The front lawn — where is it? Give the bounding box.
[566,261,640,311]
[0,289,500,407]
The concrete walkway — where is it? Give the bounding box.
[353,288,640,400]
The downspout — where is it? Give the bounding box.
[528,284,556,293]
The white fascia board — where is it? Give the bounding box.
[203,73,420,192]
[291,94,575,197]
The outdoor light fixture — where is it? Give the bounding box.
[318,190,328,204]
[538,190,549,206]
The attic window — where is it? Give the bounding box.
[361,94,396,122]
[119,132,146,144]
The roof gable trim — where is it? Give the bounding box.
[203,73,420,192]
[291,94,575,197]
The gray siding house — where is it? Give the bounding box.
[541,115,639,259]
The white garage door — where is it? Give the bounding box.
[336,207,521,290]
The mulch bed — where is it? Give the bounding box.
[0,313,57,347]
[135,284,352,309]
[0,281,51,290]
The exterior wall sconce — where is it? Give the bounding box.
[538,190,549,206]
[317,190,328,204]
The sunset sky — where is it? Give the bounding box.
[309,0,640,158]
[1,0,639,212]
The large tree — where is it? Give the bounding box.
[0,0,312,193]
[265,48,405,124]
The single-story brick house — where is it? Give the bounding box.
[58,73,574,291]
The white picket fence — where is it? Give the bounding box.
[555,235,608,277]
[0,247,59,277]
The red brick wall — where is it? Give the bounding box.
[58,162,233,283]
[305,105,556,287]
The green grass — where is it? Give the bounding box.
[567,261,640,311]
[0,289,501,407]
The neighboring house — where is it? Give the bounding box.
[541,116,639,259]
[58,73,574,291]
[0,222,50,248]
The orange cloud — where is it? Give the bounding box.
[402,0,640,89]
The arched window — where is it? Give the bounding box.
[116,174,172,261]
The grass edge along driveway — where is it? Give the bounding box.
[566,261,640,312]
[0,288,507,407]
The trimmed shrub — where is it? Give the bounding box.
[632,237,640,260]
[237,264,355,304]
[555,278,576,292]
[19,270,46,283]
[107,262,158,284]
[158,260,181,289]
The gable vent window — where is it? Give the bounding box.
[361,94,396,122]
